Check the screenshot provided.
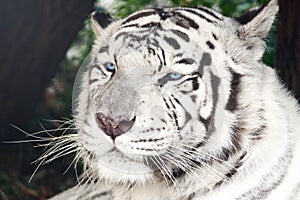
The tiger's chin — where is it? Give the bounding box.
[93,149,156,185]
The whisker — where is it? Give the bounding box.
[154,153,182,192]
[167,145,231,183]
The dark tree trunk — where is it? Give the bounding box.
[0,0,95,133]
[0,1,95,198]
[276,0,300,102]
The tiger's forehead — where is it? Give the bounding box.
[95,6,224,74]
[120,7,223,29]
[113,48,200,74]
[112,9,222,45]
[110,29,197,55]
[108,5,225,51]
[107,28,206,74]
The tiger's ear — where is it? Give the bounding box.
[91,11,115,37]
[236,0,278,40]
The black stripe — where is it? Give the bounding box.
[122,10,157,25]
[172,111,179,127]
[114,31,149,43]
[140,22,161,28]
[171,11,199,29]
[99,45,108,53]
[114,31,127,41]
[187,192,196,200]
[213,152,246,188]
[155,50,164,72]
[148,47,155,55]
[149,36,159,46]
[91,191,110,200]
[197,70,220,148]
[161,48,166,65]
[90,64,105,75]
[171,94,182,106]
[193,6,222,20]
[190,95,197,103]
[158,64,163,72]
[170,94,192,129]
[163,97,170,109]
[198,53,212,75]
[225,69,242,112]
[177,76,200,94]
[230,126,242,153]
[175,58,195,65]
[179,8,215,24]
[192,77,199,90]
[251,124,266,140]
[206,41,215,49]
[171,29,190,42]
[236,149,292,200]
[89,79,99,84]
[250,110,266,140]
[163,36,180,49]
[198,115,211,132]
[219,147,232,161]
[194,140,206,149]
[209,69,220,126]
[168,97,176,109]
[223,120,244,157]
[175,53,183,57]
[121,23,139,28]
[212,121,243,162]
[212,33,218,40]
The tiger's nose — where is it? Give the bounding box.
[95,113,136,140]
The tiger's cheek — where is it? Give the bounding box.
[133,88,174,133]
[174,77,208,115]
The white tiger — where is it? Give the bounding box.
[49,0,300,199]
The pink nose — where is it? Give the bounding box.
[95,113,136,140]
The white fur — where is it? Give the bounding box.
[50,1,300,199]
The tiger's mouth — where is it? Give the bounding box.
[106,147,146,162]
[90,136,194,185]
[90,144,162,182]
[81,115,176,181]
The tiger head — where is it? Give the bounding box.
[73,0,278,186]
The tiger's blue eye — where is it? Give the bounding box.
[105,63,116,72]
[168,72,183,79]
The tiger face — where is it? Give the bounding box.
[73,2,277,186]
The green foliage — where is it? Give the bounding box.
[263,28,276,67]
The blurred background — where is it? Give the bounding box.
[0,0,298,199]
